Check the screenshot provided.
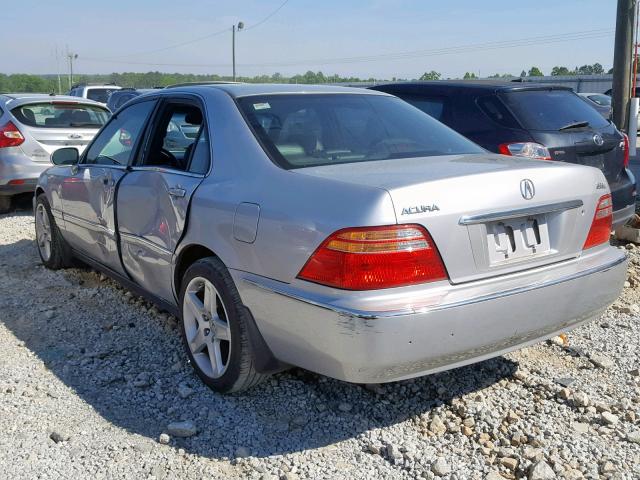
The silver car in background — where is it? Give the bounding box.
[34,84,626,393]
[577,92,612,119]
[0,94,110,212]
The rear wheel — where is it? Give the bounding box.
[179,257,266,393]
[0,196,11,214]
[35,194,74,269]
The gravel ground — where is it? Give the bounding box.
[1,202,639,480]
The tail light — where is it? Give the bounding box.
[0,121,25,148]
[297,224,448,290]
[622,133,630,168]
[583,194,613,250]
[498,142,551,160]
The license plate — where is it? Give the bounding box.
[486,215,551,265]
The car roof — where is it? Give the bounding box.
[370,80,574,94]
[0,93,107,108]
[157,83,389,98]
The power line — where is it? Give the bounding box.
[81,28,614,69]
[88,0,291,60]
[244,0,290,31]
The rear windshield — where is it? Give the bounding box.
[587,94,611,106]
[237,94,483,169]
[87,88,119,103]
[12,103,110,128]
[500,89,609,131]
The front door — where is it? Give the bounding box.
[116,98,210,302]
[60,100,156,274]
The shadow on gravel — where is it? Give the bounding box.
[0,225,517,460]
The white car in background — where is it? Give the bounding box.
[68,84,122,105]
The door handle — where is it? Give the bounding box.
[167,187,186,198]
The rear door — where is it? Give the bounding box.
[60,99,156,274]
[499,89,625,183]
[10,101,110,162]
[116,96,209,302]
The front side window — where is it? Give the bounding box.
[84,100,155,166]
[11,103,110,128]
[142,103,205,171]
[238,94,483,169]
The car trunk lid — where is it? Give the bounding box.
[297,154,605,284]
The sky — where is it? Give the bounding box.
[2,0,619,79]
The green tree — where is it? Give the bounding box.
[463,72,478,79]
[551,66,572,76]
[520,70,527,77]
[528,66,544,77]
[419,70,441,81]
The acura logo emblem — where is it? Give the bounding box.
[520,179,535,200]
[593,134,604,146]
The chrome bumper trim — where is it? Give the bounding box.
[459,199,584,225]
[243,253,627,320]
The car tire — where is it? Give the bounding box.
[179,257,266,393]
[0,196,11,214]
[34,194,74,269]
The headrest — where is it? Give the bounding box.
[184,109,203,125]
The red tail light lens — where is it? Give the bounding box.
[498,142,551,160]
[297,224,448,290]
[0,121,25,148]
[583,194,613,250]
[622,133,630,168]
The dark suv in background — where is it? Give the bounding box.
[370,81,636,227]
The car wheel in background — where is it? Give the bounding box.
[0,196,11,214]
[179,257,266,393]
[34,194,74,269]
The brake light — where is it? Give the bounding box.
[498,142,551,160]
[297,224,448,290]
[622,133,630,168]
[583,194,613,250]
[0,121,25,148]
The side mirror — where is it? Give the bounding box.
[51,147,79,166]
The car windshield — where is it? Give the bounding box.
[500,89,609,131]
[87,88,119,103]
[587,94,612,106]
[238,94,483,169]
[11,102,110,128]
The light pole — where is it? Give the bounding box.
[66,51,78,90]
[232,22,244,81]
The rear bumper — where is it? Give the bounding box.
[610,168,636,227]
[0,149,51,196]
[233,247,627,383]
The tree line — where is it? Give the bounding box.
[0,63,614,93]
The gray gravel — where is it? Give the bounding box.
[1,205,640,479]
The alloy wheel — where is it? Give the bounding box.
[182,276,232,379]
[35,203,52,262]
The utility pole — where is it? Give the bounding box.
[66,47,78,90]
[612,0,636,131]
[232,22,244,81]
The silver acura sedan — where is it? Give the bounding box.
[34,84,627,393]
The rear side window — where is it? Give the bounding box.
[500,90,609,130]
[87,88,118,103]
[477,95,520,128]
[401,95,446,121]
[11,103,110,128]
